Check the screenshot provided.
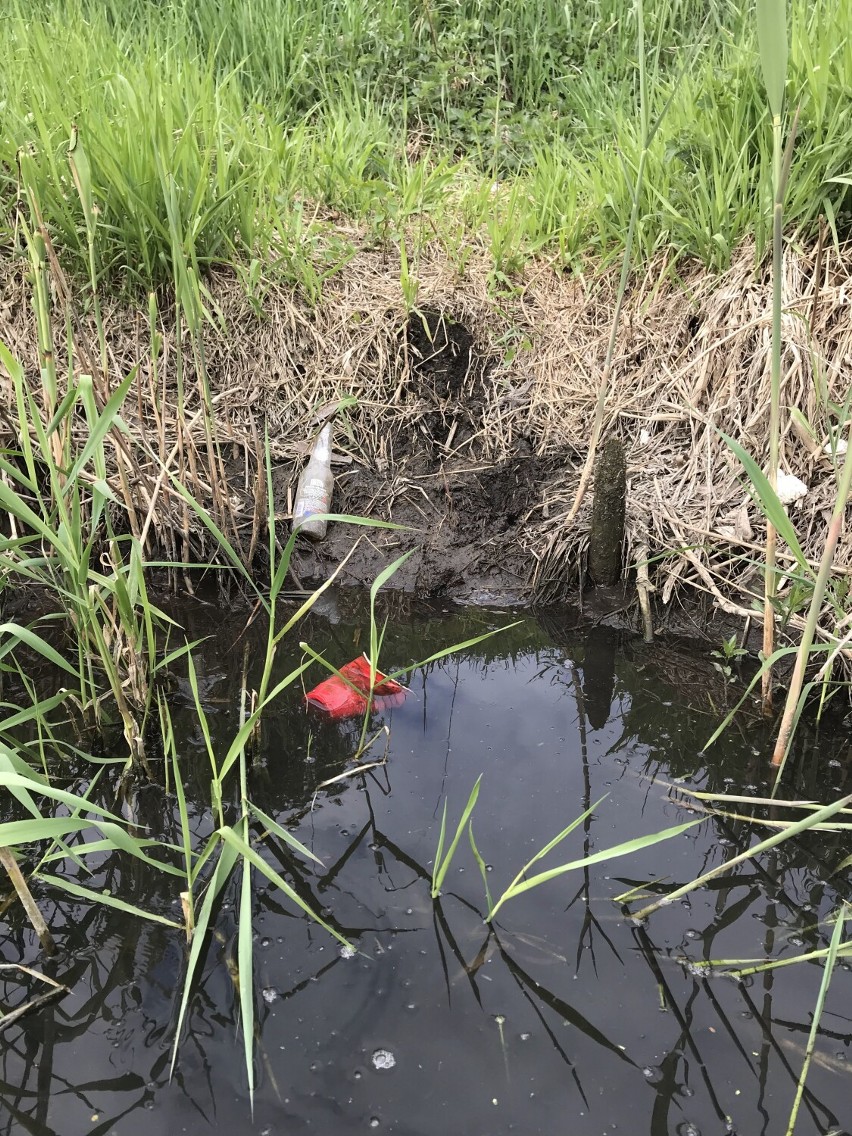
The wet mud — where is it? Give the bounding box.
[286,309,557,601]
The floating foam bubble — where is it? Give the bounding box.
[371,1049,396,1071]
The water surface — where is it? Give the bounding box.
[2,593,851,1136]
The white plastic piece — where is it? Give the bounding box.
[823,437,848,457]
[776,470,808,505]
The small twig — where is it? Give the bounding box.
[315,759,388,791]
[312,726,391,798]
[0,984,70,1032]
[0,962,65,986]
[739,614,752,653]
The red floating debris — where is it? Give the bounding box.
[305,656,407,719]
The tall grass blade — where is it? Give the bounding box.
[431,775,482,898]
[0,627,78,677]
[468,822,493,914]
[238,857,256,1109]
[65,370,136,485]
[0,817,94,844]
[633,793,852,920]
[369,550,415,669]
[488,813,700,922]
[38,874,183,928]
[384,624,523,684]
[0,772,128,823]
[0,690,70,731]
[91,821,186,877]
[756,0,788,120]
[718,433,808,572]
[0,750,49,819]
[217,827,350,948]
[248,803,324,866]
[755,0,790,711]
[39,836,176,863]
[784,903,848,1136]
[171,838,240,1079]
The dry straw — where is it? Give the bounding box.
[1,233,850,650]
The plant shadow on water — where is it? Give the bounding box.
[2,591,852,1136]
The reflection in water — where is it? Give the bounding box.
[1,592,851,1136]
[579,626,619,732]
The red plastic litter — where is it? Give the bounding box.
[305,656,407,719]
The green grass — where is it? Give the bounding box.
[1,0,851,297]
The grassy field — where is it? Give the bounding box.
[1,0,851,294]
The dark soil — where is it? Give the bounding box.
[281,309,556,601]
[290,446,546,599]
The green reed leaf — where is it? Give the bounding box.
[431,775,482,898]
[756,0,788,120]
[38,873,183,928]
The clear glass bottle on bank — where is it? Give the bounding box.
[292,423,333,540]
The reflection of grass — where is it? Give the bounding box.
[627,780,852,1133]
[696,900,851,1136]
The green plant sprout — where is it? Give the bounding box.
[710,632,748,681]
[428,785,701,923]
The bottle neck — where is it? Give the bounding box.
[312,423,332,463]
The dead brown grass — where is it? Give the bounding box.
[1,234,850,648]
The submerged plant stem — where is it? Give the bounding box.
[0,847,56,954]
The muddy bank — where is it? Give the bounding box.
[2,238,851,632]
[283,309,553,599]
[288,444,547,600]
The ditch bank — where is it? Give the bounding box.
[1,237,851,631]
[282,307,552,600]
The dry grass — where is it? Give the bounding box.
[524,241,851,580]
[1,234,850,641]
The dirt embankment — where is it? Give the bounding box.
[1,237,851,633]
[284,308,549,600]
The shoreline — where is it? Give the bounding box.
[1,236,850,653]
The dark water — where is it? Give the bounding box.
[2,592,852,1136]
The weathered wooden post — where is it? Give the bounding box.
[588,437,626,586]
